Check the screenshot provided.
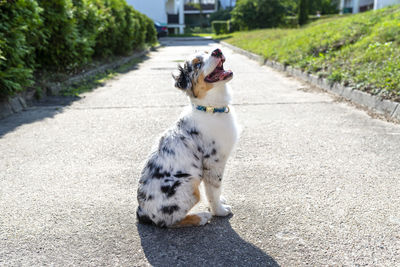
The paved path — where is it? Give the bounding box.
[1,38,400,266]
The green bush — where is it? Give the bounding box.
[228,19,240,33]
[130,9,147,50]
[36,0,90,71]
[92,2,155,57]
[231,0,286,30]
[212,21,230,35]
[144,15,157,45]
[308,0,339,15]
[209,8,232,23]
[0,0,43,97]
[72,0,102,61]
[93,0,134,57]
[0,0,157,97]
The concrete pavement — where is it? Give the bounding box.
[1,38,399,266]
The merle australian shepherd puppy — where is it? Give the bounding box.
[136,48,239,227]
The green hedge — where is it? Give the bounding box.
[0,0,157,97]
[212,21,230,35]
[0,0,43,96]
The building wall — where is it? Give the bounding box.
[185,0,215,3]
[341,0,399,13]
[166,0,178,14]
[342,0,373,8]
[126,0,168,23]
[360,0,374,6]
[375,0,400,9]
[219,0,236,9]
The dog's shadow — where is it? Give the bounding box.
[137,215,279,266]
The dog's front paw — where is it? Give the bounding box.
[198,212,212,225]
[212,204,232,217]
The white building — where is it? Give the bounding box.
[373,0,400,8]
[127,0,221,34]
[339,0,400,13]
[127,0,185,34]
[219,0,236,9]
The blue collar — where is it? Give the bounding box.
[195,105,230,114]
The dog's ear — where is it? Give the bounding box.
[173,64,192,90]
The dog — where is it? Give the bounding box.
[136,48,239,227]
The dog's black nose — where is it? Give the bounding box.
[211,48,223,58]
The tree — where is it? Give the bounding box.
[231,0,286,30]
[309,0,339,15]
[298,0,308,25]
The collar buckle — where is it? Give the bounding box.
[206,106,214,113]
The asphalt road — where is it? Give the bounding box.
[1,38,400,266]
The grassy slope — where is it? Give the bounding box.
[219,6,400,101]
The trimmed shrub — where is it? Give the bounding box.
[92,0,129,57]
[228,19,240,33]
[130,9,147,50]
[35,0,89,71]
[0,0,43,97]
[143,15,157,45]
[93,1,155,57]
[72,0,102,60]
[0,0,157,98]
[212,21,230,35]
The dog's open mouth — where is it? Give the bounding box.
[204,59,233,83]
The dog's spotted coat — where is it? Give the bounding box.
[137,48,239,227]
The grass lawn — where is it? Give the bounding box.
[216,5,400,101]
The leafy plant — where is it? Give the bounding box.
[209,7,232,23]
[212,21,230,35]
[0,0,43,97]
[0,0,157,98]
[143,15,157,45]
[231,0,286,30]
[35,0,87,71]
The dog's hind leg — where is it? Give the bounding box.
[169,179,211,227]
[172,212,212,227]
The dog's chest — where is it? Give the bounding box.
[194,111,238,159]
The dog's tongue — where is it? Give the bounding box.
[217,69,233,80]
[205,67,233,82]
[205,58,233,83]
